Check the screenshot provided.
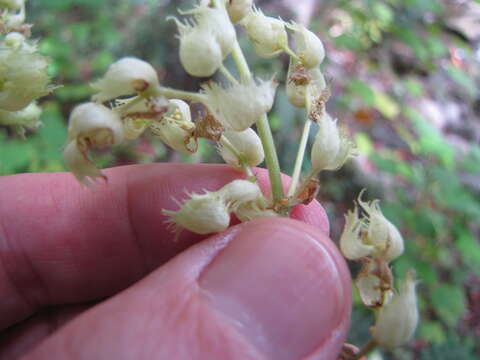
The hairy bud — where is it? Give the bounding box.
[219,128,264,169]
[202,78,277,131]
[243,8,288,58]
[372,270,419,349]
[91,57,159,103]
[288,22,325,69]
[227,0,253,23]
[0,101,41,137]
[286,58,327,108]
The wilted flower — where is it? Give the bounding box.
[150,99,197,154]
[287,22,325,69]
[91,57,159,103]
[0,40,53,111]
[202,78,277,131]
[227,0,253,23]
[219,128,264,169]
[243,8,288,58]
[286,58,326,108]
[371,270,419,349]
[0,101,41,136]
[311,114,355,172]
[355,257,394,309]
[65,103,124,185]
[340,191,404,262]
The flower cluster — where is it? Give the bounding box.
[60,0,419,355]
[0,0,55,136]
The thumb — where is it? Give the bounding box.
[25,218,351,360]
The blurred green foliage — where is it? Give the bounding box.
[1,0,479,359]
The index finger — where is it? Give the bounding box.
[0,163,329,330]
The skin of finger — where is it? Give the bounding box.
[23,218,351,360]
[0,163,329,330]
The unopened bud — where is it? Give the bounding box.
[219,128,264,169]
[227,0,253,23]
[179,29,223,77]
[0,101,41,137]
[65,103,124,185]
[91,57,159,103]
[202,78,277,131]
[311,114,355,172]
[340,191,404,262]
[288,22,325,69]
[218,179,263,208]
[372,270,419,349]
[286,59,327,108]
[150,99,197,154]
[243,8,288,58]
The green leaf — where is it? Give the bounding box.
[373,90,399,119]
[430,284,466,327]
[419,321,446,345]
[455,230,480,275]
[346,80,375,106]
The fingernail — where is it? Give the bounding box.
[200,218,350,360]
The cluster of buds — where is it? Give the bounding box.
[0,0,55,136]
[61,0,419,356]
[339,192,418,353]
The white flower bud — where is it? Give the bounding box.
[372,270,419,349]
[163,191,231,235]
[219,128,264,169]
[311,114,355,172]
[339,191,404,262]
[65,103,124,185]
[0,0,24,10]
[63,140,105,186]
[286,58,326,108]
[91,57,159,103]
[150,99,197,154]
[243,8,288,58]
[0,101,41,137]
[0,43,53,112]
[288,22,325,69]
[202,78,277,131]
[218,179,263,208]
[179,28,223,77]
[227,0,253,23]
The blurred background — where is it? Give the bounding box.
[1,0,479,358]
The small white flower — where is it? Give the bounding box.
[163,190,231,235]
[219,128,264,169]
[287,22,325,69]
[286,58,327,108]
[339,191,404,262]
[311,114,355,172]
[202,78,277,131]
[91,57,159,103]
[218,179,263,209]
[243,8,288,58]
[150,99,197,154]
[372,270,419,349]
[0,41,53,111]
[0,101,41,137]
[65,103,124,185]
[227,0,253,23]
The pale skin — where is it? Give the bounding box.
[0,163,351,360]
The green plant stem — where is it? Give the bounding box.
[154,86,206,103]
[354,339,377,360]
[287,86,313,198]
[219,64,239,85]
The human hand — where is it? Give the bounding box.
[0,164,351,360]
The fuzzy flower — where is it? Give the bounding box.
[170,5,235,77]
[0,101,41,137]
[202,78,277,131]
[340,191,404,262]
[243,8,288,58]
[150,99,197,154]
[0,40,53,111]
[286,58,326,108]
[91,57,159,103]
[64,103,124,185]
[371,270,419,349]
[310,114,355,172]
[227,0,253,23]
[219,128,264,169]
[287,22,325,69]
[163,179,264,234]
